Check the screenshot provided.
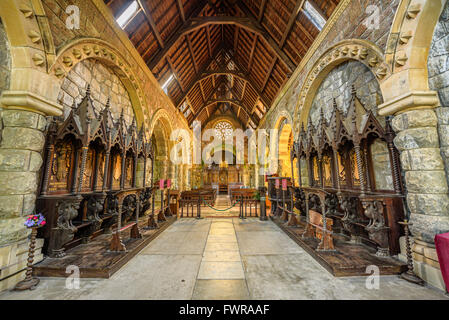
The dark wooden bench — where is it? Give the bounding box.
[179,190,201,218]
[302,188,335,251]
[109,189,143,252]
[306,209,334,251]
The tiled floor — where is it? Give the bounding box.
[1,218,448,300]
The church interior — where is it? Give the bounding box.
[0,0,449,301]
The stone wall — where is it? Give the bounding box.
[428,0,449,187]
[370,138,393,190]
[309,60,383,127]
[59,59,134,124]
[0,19,10,96]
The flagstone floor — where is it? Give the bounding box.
[1,217,448,300]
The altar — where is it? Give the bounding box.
[202,164,242,193]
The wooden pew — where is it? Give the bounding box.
[110,189,142,252]
[302,188,335,251]
[308,210,334,251]
[179,190,201,218]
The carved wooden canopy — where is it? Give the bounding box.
[48,86,154,159]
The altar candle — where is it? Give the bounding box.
[275,179,280,189]
[159,179,165,189]
[167,179,171,188]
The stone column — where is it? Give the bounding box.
[379,91,449,289]
[0,91,62,291]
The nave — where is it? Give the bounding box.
[1,218,446,300]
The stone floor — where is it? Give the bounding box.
[0,218,447,300]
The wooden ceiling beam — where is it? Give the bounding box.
[261,57,277,91]
[136,0,164,48]
[177,69,269,109]
[192,98,257,126]
[167,56,184,92]
[258,0,267,22]
[175,49,221,108]
[296,20,315,43]
[176,0,186,22]
[279,0,306,48]
[234,0,295,73]
[241,81,246,100]
[228,53,271,108]
[146,0,208,70]
[247,34,257,71]
[199,80,206,102]
[233,26,239,55]
[147,15,295,72]
[206,25,213,57]
[186,34,198,73]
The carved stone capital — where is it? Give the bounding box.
[378,91,440,116]
[1,90,62,116]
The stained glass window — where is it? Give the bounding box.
[214,121,233,140]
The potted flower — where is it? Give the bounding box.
[14,213,46,291]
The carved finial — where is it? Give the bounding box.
[105,98,110,109]
[86,84,91,97]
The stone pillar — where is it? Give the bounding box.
[0,90,62,291]
[379,91,449,290]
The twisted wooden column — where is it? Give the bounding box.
[14,228,40,290]
[77,146,89,193]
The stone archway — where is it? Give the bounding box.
[293,39,391,132]
[278,121,293,178]
[49,38,148,128]
[274,113,294,178]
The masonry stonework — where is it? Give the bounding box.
[428,0,449,187]
[0,20,10,96]
[309,60,383,127]
[58,59,134,124]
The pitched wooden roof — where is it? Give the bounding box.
[104,0,340,129]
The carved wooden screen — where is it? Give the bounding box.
[322,151,333,187]
[311,155,321,186]
[48,137,77,194]
[124,153,134,188]
[110,148,122,190]
[95,150,106,191]
[337,151,347,188]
